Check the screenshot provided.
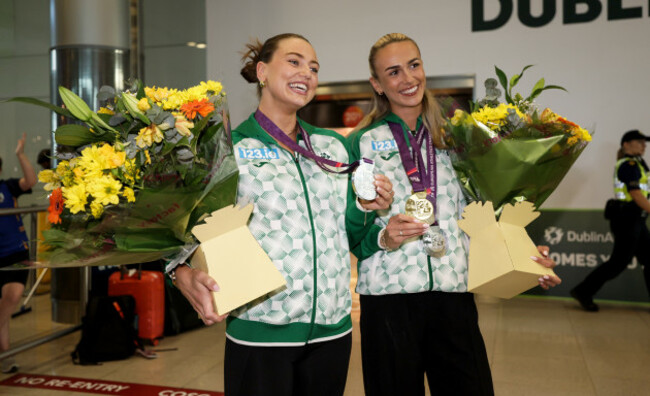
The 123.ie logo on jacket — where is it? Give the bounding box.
[238,147,280,168]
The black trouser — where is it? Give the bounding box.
[359,291,493,396]
[224,332,352,396]
[574,209,650,298]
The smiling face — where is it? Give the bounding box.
[257,37,320,114]
[369,40,425,124]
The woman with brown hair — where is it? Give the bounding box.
[348,33,561,395]
[171,33,393,396]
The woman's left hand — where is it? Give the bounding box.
[359,174,394,211]
[531,245,562,290]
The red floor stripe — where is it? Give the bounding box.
[0,373,224,396]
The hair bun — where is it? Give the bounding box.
[240,39,263,84]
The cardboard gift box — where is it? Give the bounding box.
[191,204,286,315]
[457,201,555,299]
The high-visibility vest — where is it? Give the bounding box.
[614,157,649,201]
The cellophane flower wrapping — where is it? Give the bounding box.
[36,80,239,267]
[444,67,592,213]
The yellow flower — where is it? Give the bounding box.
[87,176,122,206]
[55,160,76,187]
[79,145,109,169]
[145,86,176,102]
[122,158,140,184]
[90,200,104,219]
[73,167,85,180]
[137,98,151,112]
[144,150,151,165]
[122,186,136,203]
[540,108,558,123]
[55,161,70,177]
[451,109,469,126]
[163,92,184,110]
[136,124,163,148]
[471,103,524,132]
[98,107,115,115]
[62,184,88,214]
[200,80,223,96]
[174,114,194,137]
[38,169,60,191]
[97,144,126,168]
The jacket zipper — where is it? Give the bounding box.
[293,154,319,342]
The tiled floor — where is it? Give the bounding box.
[1,293,649,396]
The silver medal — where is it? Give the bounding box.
[423,226,447,257]
[352,161,377,201]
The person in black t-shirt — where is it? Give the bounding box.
[0,133,37,373]
[571,130,650,311]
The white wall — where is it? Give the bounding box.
[206,0,650,210]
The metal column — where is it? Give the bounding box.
[49,0,130,324]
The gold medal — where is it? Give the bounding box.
[404,191,435,224]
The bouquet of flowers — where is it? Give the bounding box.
[15,80,239,267]
[445,65,591,212]
[445,66,591,298]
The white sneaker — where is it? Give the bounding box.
[1,357,18,374]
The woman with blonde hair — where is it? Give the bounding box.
[348,33,561,395]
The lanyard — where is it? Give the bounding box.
[387,120,437,215]
[254,109,370,174]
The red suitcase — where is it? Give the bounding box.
[108,268,165,343]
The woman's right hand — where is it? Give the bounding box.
[383,214,429,250]
[174,265,227,325]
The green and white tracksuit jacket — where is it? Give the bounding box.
[226,113,371,346]
[347,113,470,295]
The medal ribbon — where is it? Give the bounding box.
[255,109,371,174]
[387,120,438,223]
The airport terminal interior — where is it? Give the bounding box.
[2,1,650,395]
[0,290,649,395]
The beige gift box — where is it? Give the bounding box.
[191,204,286,315]
[457,201,555,299]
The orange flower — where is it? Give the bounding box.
[557,116,579,129]
[48,188,64,224]
[180,99,215,120]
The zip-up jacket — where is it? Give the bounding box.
[347,113,470,295]
[226,113,370,346]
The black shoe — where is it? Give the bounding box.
[570,288,599,312]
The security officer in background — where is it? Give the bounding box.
[571,130,650,311]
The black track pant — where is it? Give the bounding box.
[360,291,493,396]
[224,332,352,396]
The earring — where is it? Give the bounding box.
[259,81,266,88]
[378,91,383,96]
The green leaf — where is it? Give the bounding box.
[528,85,568,102]
[175,136,191,148]
[59,86,93,121]
[90,112,118,132]
[531,77,545,94]
[525,78,545,102]
[161,141,176,156]
[54,124,109,146]
[4,97,74,119]
[136,80,146,100]
[510,64,534,91]
[193,122,221,152]
[494,66,512,104]
[121,92,151,124]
